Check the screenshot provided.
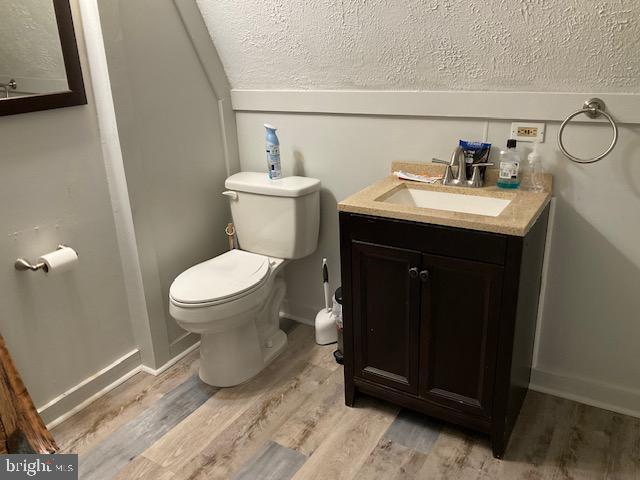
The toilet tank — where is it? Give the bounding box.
[224,172,321,259]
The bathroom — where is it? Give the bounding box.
[0,0,638,478]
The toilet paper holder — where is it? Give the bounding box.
[14,245,74,272]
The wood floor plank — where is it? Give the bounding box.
[304,341,341,373]
[353,438,428,480]
[271,368,347,456]
[489,393,575,480]
[142,325,326,472]
[544,403,639,480]
[603,412,640,480]
[80,375,217,480]
[232,441,307,480]
[114,456,173,480]
[290,397,400,480]
[142,385,258,471]
[416,395,585,480]
[415,425,494,480]
[382,408,443,454]
[174,362,332,480]
[502,395,593,480]
[53,349,200,454]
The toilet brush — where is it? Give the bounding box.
[315,258,337,345]
[323,258,331,311]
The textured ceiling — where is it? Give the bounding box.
[196,0,640,93]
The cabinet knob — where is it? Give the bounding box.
[419,270,430,282]
[408,267,419,279]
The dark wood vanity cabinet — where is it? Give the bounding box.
[351,242,422,395]
[339,207,550,458]
[418,253,502,419]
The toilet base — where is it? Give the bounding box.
[198,326,288,387]
[262,328,288,365]
[175,269,289,388]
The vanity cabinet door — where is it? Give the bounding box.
[351,241,421,394]
[418,254,503,417]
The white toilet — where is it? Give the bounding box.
[169,172,321,387]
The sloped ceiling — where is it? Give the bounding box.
[196,0,640,93]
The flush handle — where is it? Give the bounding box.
[222,190,238,200]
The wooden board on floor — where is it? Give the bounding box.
[0,334,57,453]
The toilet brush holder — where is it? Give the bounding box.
[315,308,337,345]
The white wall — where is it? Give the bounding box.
[0,0,68,93]
[0,0,136,413]
[196,0,640,93]
[235,110,640,417]
[96,0,236,364]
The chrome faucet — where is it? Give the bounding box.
[432,147,493,188]
[1,79,17,99]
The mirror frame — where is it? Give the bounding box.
[0,0,87,117]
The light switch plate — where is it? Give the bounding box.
[510,122,545,143]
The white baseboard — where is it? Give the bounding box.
[140,340,200,376]
[530,368,640,419]
[40,341,201,429]
[280,299,319,327]
[280,311,314,327]
[39,349,142,429]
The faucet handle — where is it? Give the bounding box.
[452,147,467,183]
[469,163,494,188]
[471,163,494,168]
[431,158,451,165]
[432,157,454,185]
[442,165,454,184]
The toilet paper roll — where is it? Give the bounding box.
[37,246,78,275]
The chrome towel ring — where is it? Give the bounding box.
[558,98,618,164]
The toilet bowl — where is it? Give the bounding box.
[170,250,287,387]
[169,172,321,387]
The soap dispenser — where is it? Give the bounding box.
[522,142,545,192]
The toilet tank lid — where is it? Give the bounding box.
[225,172,321,197]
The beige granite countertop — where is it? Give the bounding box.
[338,161,552,237]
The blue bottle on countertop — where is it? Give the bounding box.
[264,123,282,180]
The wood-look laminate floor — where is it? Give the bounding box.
[53,325,640,480]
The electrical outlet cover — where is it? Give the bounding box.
[510,122,545,143]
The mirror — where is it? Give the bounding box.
[0,0,86,116]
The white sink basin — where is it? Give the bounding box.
[381,187,512,217]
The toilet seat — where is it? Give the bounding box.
[169,250,271,308]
